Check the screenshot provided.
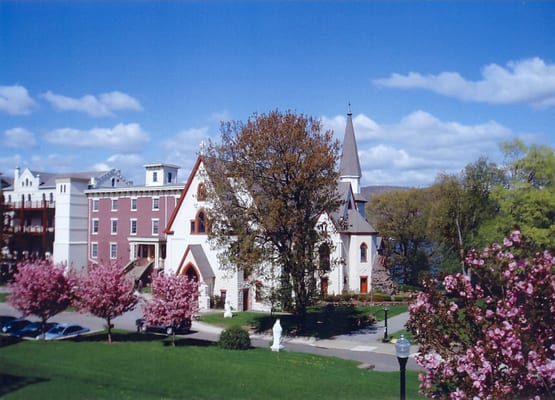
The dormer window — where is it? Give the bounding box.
[153,172,158,182]
[167,172,173,183]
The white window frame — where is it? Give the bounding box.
[152,197,160,211]
[111,218,118,235]
[91,242,98,258]
[92,219,99,235]
[92,199,99,212]
[152,218,159,235]
[111,198,118,211]
[131,197,137,211]
[110,243,117,259]
[130,218,137,235]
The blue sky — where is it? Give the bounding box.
[1,1,554,187]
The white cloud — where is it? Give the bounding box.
[373,57,555,107]
[160,127,213,175]
[4,127,37,148]
[45,123,149,152]
[209,110,232,123]
[322,111,516,187]
[42,90,143,117]
[98,91,143,112]
[93,153,145,185]
[0,85,37,115]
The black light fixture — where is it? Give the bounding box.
[395,334,411,400]
[382,307,389,342]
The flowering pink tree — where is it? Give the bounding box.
[143,272,199,346]
[76,262,138,343]
[8,259,76,338]
[407,231,554,399]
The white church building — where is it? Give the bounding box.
[164,110,382,312]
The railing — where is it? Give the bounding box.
[12,225,55,233]
[6,201,56,209]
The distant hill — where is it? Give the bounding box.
[361,185,410,201]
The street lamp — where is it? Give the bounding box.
[395,334,411,400]
[382,307,389,342]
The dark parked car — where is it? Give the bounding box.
[0,315,17,330]
[1,319,31,334]
[135,318,192,335]
[12,322,58,338]
[40,323,90,340]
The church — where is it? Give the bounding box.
[163,110,384,312]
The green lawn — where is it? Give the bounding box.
[0,292,8,303]
[0,331,424,399]
[201,304,409,338]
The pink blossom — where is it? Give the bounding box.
[407,231,555,399]
[143,272,199,346]
[75,262,138,343]
[8,259,76,338]
[510,230,521,243]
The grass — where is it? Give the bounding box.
[0,331,424,399]
[390,329,415,343]
[201,304,409,339]
[0,292,8,303]
[200,310,263,329]
[359,304,408,321]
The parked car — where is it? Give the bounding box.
[135,318,192,335]
[0,315,17,330]
[40,323,90,340]
[1,319,31,334]
[12,322,58,338]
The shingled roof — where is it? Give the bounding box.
[339,111,362,179]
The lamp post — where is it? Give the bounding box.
[395,334,411,400]
[382,307,389,342]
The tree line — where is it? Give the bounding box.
[367,138,555,286]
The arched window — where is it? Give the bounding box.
[190,209,208,234]
[360,243,368,263]
[183,264,199,281]
[197,182,207,201]
[319,243,331,271]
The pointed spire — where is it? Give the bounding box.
[339,107,362,181]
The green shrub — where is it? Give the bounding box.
[218,325,251,350]
[371,293,390,302]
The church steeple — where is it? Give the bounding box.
[339,107,362,194]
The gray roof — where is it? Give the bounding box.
[345,208,377,234]
[339,112,362,178]
[189,244,216,280]
[330,182,377,234]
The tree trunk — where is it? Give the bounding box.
[107,317,112,343]
[40,317,48,341]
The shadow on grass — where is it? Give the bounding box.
[162,337,216,347]
[251,303,375,339]
[0,335,22,348]
[0,373,48,398]
[71,331,216,348]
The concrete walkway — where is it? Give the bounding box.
[0,295,420,372]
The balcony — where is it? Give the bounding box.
[12,225,55,234]
[8,201,56,210]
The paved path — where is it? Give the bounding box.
[0,295,420,372]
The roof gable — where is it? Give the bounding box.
[165,156,204,234]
